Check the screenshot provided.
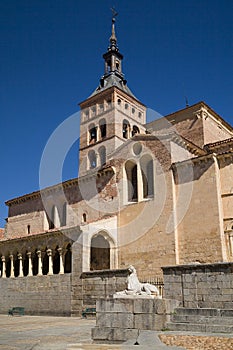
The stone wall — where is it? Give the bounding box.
[0,274,71,316]
[80,269,129,310]
[162,262,233,309]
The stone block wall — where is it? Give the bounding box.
[92,297,180,342]
[162,262,233,309]
[0,274,71,316]
[80,269,129,310]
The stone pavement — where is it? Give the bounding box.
[0,315,232,350]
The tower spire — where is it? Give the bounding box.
[89,9,137,99]
[109,7,118,48]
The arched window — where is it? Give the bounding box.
[90,234,110,271]
[6,256,11,278]
[99,118,107,138]
[140,155,154,198]
[32,250,38,276]
[123,120,130,139]
[89,123,97,144]
[99,146,106,166]
[61,202,67,227]
[125,160,138,201]
[48,206,55,229]
[23,252,29,276]
[42,248,49,275]
[64,244,72,273]
[14,254,19,277]
[88,150,97,169]
[132,125,140,137]
[53,246,60,274]
[82,213,87,223]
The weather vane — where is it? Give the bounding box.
[111,7,118,21]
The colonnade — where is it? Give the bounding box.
[0,245,71,278]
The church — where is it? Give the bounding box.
[0,16,233,316]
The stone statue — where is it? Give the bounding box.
[116,265,161,298]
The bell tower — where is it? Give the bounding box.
[78,13,146,176]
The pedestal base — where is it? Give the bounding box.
[92,296,180,343]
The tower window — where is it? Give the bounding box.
[117,99,121,105]
[99,118,107,138]
[88,150,97,169]
[89,124,97,144]
[99,104,104,113]
[132,125,140,137]
[99,146,106,166]
[123,120,130,139]
[132,108,135,114]
[138,112,142,118]
[125,103,129,109]
[27,225,31,234]
[116,61,119,70]
[91,106,96,117]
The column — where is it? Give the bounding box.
[57,248,64,274]
[47,249,53,275]
[37,250,43,276]
[137,163,143,202]
[27,252,33,276]
[9,254,14,278]
[1,256,6,278]
[18,253,24,277]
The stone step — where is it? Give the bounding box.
[166,322,233,333]
[174,308,233,317]
[171,314,233,325]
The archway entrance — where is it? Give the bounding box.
[90,234,110,271]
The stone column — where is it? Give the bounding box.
[9,254,14,278]
[137,163,143,202]
[47,249,53,275]
[1,256,6,278]
[27,252,33,276]
[37,250,43,276]
[18,253,24,277]
[57,248,64,274]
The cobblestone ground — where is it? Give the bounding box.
[159,334,233,350]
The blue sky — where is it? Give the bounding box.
[0,0,232,227]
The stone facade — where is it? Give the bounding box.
[0,17,233,316]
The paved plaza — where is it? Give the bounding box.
[0,315,185,349]
[1,315,233,350]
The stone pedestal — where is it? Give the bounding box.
[92,296,180,343]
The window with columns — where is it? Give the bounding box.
[124,154,154,203]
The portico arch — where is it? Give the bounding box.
[90,231,115,271]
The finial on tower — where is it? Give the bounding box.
[111,7,118,21]
[109,7,118,47]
